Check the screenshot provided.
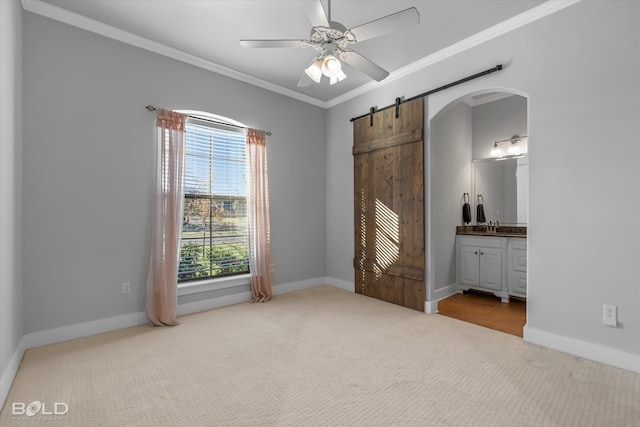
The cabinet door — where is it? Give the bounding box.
[459,246,480,287]
[479,248,502,291]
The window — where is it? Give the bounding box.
[178,117,249,283]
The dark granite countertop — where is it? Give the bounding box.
[456,225,527,238]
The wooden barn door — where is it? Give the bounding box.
[353,98,425,311]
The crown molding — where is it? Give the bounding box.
[22,0,581,110]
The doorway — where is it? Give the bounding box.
[428,91,528,336]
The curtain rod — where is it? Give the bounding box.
[146,105,272,136]
[349,64,503,122]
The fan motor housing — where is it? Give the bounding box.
[309,21,354,51]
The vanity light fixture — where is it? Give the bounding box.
[490,135,527,158]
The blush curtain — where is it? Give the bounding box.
[246,129,272,302]
[146,109,187,326]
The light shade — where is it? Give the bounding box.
[321,54,341,78]
[490,142,502,157]
[304,59,323,83]
[507,138,521,154]
[330,70,347,85]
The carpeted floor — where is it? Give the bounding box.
[1,285,639,426]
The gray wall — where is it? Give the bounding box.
[0,0,24,397]
[22,13,326,334]
[430,102,472,297]
[326,1,640,357]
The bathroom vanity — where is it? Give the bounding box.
[456,226,527,302]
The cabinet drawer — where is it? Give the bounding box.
[510,249,527,272]
[457,235,505,249]
[509,238,527,251]
[510,270,527,295]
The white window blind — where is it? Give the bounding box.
[178,119,249,282]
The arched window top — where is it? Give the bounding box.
[176,110,248,130]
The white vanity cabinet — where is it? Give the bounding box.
[507,238,527,298]
[456,235,509,302]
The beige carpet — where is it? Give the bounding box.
[1,285,639,426]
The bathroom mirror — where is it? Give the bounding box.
[472,155,528,225]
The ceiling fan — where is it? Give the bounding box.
[239,0,420,87]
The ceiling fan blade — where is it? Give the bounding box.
[349,7,420,43]
[240,39,308,48]
[302,0,329,28]
[340,50,389,82]
[297,71,314,87]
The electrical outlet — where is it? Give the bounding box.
[339,258,345,266]
[122,282,131,294]
[602,304,617,327]
[269,263,275,273]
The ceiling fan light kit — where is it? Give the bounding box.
[303,51,346,85]
[240,0,420,87]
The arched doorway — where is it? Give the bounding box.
[427,90,529,337]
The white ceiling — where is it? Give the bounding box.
[24,0,560,107]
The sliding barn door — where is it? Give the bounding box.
[353,98,425,312]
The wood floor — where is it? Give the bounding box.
[437,290,526,337]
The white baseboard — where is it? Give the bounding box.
[22,311,149,351]
[1,337,26,411]
[325,277,354,292]
[433,284,458,301]
[425,300,438,314]
[273,277,327,295]
[523,325,640,374]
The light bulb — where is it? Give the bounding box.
[321,54,341,77]
[490,142,502,157]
